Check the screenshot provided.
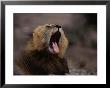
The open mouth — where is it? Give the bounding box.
[49,30,61,54]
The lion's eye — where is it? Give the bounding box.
[46,25,52,30]
[46,25,51,27]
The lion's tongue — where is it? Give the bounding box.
[52,42,59,54]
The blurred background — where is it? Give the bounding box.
[14,13,97,75]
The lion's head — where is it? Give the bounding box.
[25,24,68,58]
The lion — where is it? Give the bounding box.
[15,24,69,75]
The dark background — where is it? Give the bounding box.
[14,13,97,75]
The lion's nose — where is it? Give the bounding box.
[55,25,61,28]
[55,25,61,31]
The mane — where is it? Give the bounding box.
[15,24,69,75]
[16,49,69,75]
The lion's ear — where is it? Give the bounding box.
[33,32,35,37]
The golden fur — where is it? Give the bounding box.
[16,24,69,75]
[25,24,68,58]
